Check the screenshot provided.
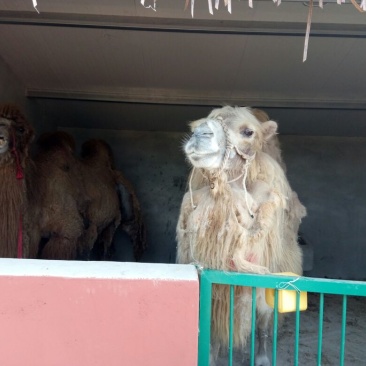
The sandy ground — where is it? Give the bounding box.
[216,293,366,365]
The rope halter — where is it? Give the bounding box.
[189,117,256,218]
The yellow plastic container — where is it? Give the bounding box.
[265,272,308,313]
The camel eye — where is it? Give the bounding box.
[17,127,25,134]
[242,128,253,137]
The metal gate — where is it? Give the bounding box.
[198,270,366,366]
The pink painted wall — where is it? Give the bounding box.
[0,260,199,366]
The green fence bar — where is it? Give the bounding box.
[198,272,212,366]
[272,289,279,366]
[200,270,366,296]
[228,285,234,366]
[198,269,366,366]
[294,291,300,366]
[340,295,347,366]
[250,287,257,366]
[317,293,324,366]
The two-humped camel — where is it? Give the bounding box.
[177,106,306,366]
[0,104,146,261]
[35,132,147,261]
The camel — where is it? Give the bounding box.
[78,138,147,261]
[176,106,306,366]
[0,104,37,258]
[34,133,147,261]
[33,131,88,259]
[0,104,146,261]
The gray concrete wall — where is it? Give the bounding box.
[283,136,366,280]
[63,127,366,280]
[28,98,366,136]
[0,56,31,120]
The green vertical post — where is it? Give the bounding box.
[198,272,212,366]
[340,295,347,366]
[228,285,235,366]
[317,293,324,366]
[272,289,279,366]
[294,291,300,366]
[250,287,257,366]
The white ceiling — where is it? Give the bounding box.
[0,0,366,110]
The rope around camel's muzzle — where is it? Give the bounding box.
[188,118,255,218]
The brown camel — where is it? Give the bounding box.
[33,131,87,259]
[0,103,37,258]
[78,139,147,261]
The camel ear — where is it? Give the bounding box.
[262,120,278,141]
[251,108,270,123]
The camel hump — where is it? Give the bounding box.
[81,139,115,167]
[37,131,76,153]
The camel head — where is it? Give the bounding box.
[184,106,278,171]
[0,104,34,164]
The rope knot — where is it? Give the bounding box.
[277,277,302,293]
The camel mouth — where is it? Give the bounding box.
[188,151,218,160]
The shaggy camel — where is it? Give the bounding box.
[176,106,306,366]
[0,103,146,260]
[33,131,88,259]
[78,139,147,261]
[0,104,38,258]
[33,132,147,261]
[35,132,146,261]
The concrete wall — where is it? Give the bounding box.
[0,56,33,123]
[0,259,199,366]
[28,98,366,136]
[283,136,366,280]
[60,127,366,280]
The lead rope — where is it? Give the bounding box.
[232,145,256,219]
[189,167,196,209]
[188,118,255,220]
[11,132,24,258]
[242,155,255,218]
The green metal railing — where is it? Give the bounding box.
[198,270,366,366]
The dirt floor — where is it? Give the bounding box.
[216,293,366,365]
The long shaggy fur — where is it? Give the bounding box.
[0,104,34,258]
[34,131,87,259]
[0,166,24,257]
[177,106,306,350]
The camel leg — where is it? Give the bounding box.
[209,341,220,366]
[27,231,41,259]
[99,223,117,260]
[41,236,77,260]
[255,302,272,366]
[78,223,98,260]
